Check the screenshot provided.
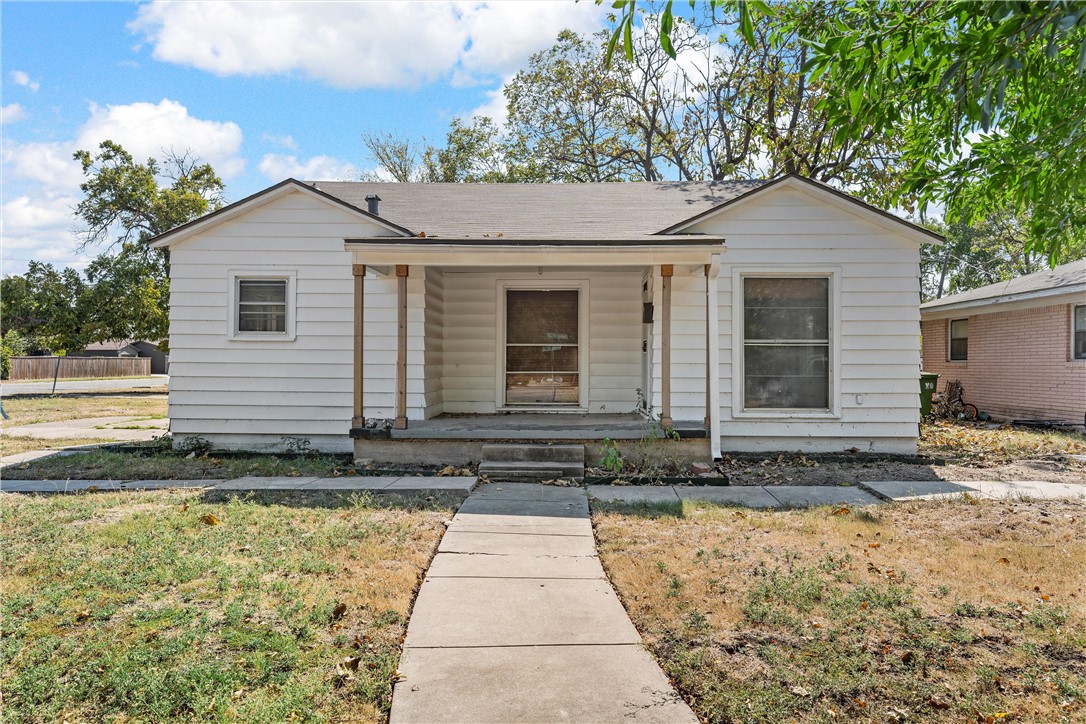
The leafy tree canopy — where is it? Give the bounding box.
[65,140,226,345]
[605,0,1086,262]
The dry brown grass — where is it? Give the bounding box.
[0,436,122,457]
[1,390,167,427]
[0,391,168,457]
[594,499,1086,723]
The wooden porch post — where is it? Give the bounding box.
[394,264,409,430]
[352,264,366,428]
[705,263,712,430]
[660,264,673,429]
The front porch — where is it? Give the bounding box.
[344,239,727,462]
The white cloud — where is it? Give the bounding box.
[469,78,511,127]
[1,103,28,125]
[2,141,84,186]
[130,1,605,88]
[1,99,246,276]
[10,70,40,92]
[261,132,298,150]
[77,99,245,178]
[259,153,358,181]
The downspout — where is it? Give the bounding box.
[707,254,722,460]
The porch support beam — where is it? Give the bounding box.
[705,264,712,431]
[706,256,722,459]
[394,264,409,430]
[660,264,673,429]
[352,264,366,428]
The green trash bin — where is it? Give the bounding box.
[920,372,940,418]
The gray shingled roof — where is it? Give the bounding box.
[921,259,1086,310]
[310,180,764,239]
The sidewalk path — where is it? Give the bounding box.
[391,482,696,724]
[2,376,167,395]
[2,416,168,441]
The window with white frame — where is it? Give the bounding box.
[229,272,296,339]
[949,318,968,361]
[743,277,830,409]
[1074,305,1086,360]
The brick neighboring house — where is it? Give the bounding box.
[920,260,1086,426]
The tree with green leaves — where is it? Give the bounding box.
[0,261,87,353]
[605,0,1086,262]
[71,140,225,344]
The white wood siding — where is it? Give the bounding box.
[168,191,394,452]
[687,185,922,453]
[441,268,642,414]
[423,267,445,417]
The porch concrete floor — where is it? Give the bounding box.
[390,413,704,440]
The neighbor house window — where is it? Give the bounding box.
[949,318,968,361]
[229,271,296,340]
[743,277,829,409]
[1075,305,1086,360]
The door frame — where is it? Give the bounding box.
[494,277,590,411]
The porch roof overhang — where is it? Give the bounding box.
[343,236,726,266]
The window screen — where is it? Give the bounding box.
[743,277,829,409]
[1075,306,1086,360]
[505,289,579,405]
[949,318,968,361]
[237,279,287,333]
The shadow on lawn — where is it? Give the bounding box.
[196,487,468,512]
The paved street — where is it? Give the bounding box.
[1,376,168,395]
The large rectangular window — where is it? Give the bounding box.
[949,318,968,361]
[1075,305,1086,360]
[237,279,287,333]
[743,277,829,409]
[505,289,579,405]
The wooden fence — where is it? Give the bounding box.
[8,356,151,381]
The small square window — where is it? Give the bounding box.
[228,271,296,341]
[236,278,288,335]
[949,318,968,361]
[1074,305,1086,360]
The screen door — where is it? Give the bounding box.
[505,289,579,405]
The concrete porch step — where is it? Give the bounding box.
[481,443,585,464]
[479,461,584,482]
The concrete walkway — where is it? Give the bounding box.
[392,483,696,724]
[2,415,168,441]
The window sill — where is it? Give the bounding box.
[732,408,840,420]
[228,333,296,342]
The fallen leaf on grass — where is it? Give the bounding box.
[330,602,347,621]
[791,686,810,697]
[75,609,91,622]
[831,506,850,516]
[179,503,189,512]
[201,513,220,526]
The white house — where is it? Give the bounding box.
[150,175,942,461]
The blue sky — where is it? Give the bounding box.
[1,1,607,276]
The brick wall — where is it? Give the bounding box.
[921,303,1086,425]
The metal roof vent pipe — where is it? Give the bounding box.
[365,194,381,216]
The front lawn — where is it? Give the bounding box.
[0,489,459,723]
[0,390,168,457]
[594,498,1085,723]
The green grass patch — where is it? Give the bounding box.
[0,489,459,722]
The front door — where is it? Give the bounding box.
[504,289,579,405]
